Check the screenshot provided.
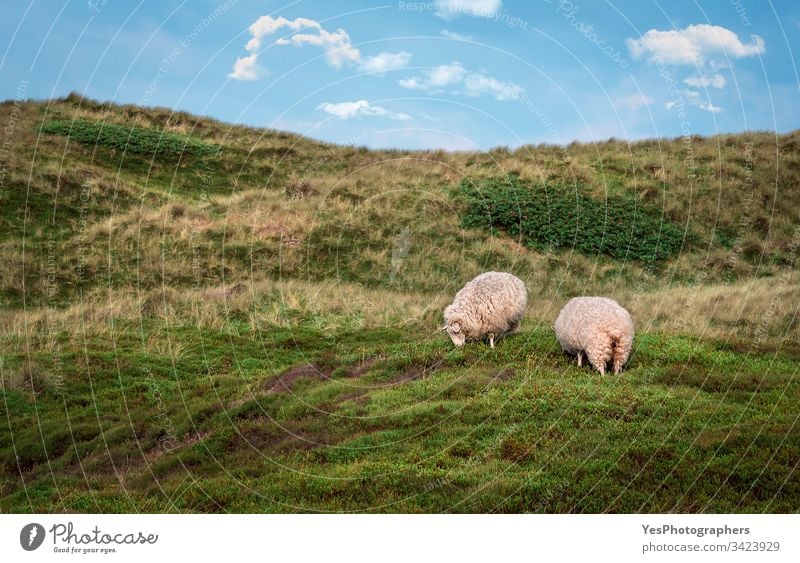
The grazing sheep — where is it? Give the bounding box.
[443,272,527,348]
[554,297,634,375]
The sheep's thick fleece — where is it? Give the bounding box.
[554,296,634,374]
[443,272,527,347]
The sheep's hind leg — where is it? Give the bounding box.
[488,333,495,349]
[586,350,606,375]
[577,352,583,367]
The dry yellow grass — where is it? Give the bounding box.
[2,95,798,351]
[3,271,797,357]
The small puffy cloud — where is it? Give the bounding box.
[434,0,501,19]
[317,100,412,120]
[246,16,318,50]
[699,101,723,113]
[272,26,360,68]
[626,24,765,66]
[683,73,726,89]
[426,62,468,87]
[399,63,466,90]
[231,15,416,80]
[397,77,423,90]
[358,51,412,74]
[398,61,522,101]
[463,73,523,100]
[665,89,723,113]
[228,53,260,80]
[440,29,473,41]
[231,15,361,79]
[616,94,653,111]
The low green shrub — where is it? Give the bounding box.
[455,175,687,267]
[39,119,218,158]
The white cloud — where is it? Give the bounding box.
[440,29,474,41]
[231,15,364,78]
[228,53,260,80]
[463,73,523,100]
[616,94,653,111]
[274,28,359,68]
[426,62,467,87]
[246,16,316,50]
[699,101,723,113]
[317,100,412,121]
[231,16,416,79]
[665,89,723,113]
[683,73,726,89]
[397,77,423,90]
[358,51,412,74]
[399,63,466,90]
[398,61,523,100]
[626,24,765,66]
[434,0,501,19]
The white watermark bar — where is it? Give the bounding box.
[1,514,797,561]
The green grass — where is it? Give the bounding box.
[456,175,688,267]
[1,322,798,513]
[39,119,218,158]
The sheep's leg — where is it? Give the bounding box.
[613,336,629,374]
[577,352,583,367]
[488,333,495,349]
[586,349,607,375]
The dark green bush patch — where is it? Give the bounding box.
[39,119,218,159]
[455,175,688,266]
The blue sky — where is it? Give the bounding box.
[2,0,799,149]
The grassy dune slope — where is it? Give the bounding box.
[0,94,798,512]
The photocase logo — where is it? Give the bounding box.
[20,523,45,551]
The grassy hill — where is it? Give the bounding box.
[0,93,798,512]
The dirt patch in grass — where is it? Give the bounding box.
[389,357,445,384]
[499,436,535,463]
[333,389,370,404]
[347,355,386,378]
[316,386,372,413]
[491,368,516,381]
[228,418,343,454]
[266,363,332,393]
[85,429,216,487]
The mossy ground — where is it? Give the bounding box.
[2,323,798,513]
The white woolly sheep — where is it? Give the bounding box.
[443,272,527,348]
[554,296,634,375]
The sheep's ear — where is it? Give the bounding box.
[439,325,448,332]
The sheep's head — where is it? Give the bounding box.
[445,320,465,347]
